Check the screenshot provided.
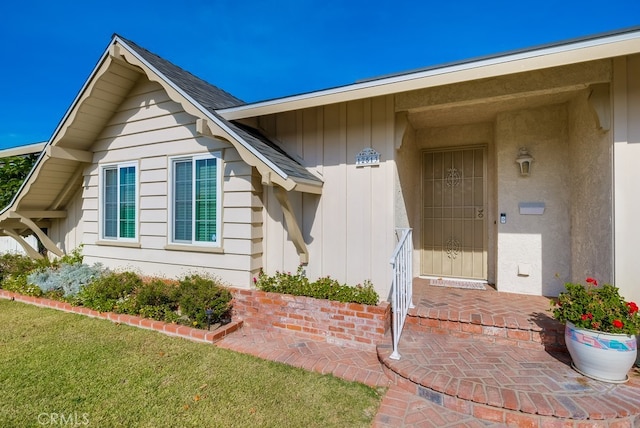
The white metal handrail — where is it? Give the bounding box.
[389,228,413,360]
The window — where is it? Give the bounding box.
[171,153,221,246]
[102,163,137,240]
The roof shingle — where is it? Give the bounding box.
[116,35,321,185]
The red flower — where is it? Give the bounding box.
[613,319,624,329]
[581,313,593,321]
[586,277,598,286]
[627,302,639,314]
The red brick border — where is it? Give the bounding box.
[230,288,390,350]
[0,289,242,343]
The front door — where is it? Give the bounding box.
[421,146,487,279]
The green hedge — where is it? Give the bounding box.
[254,266,379,305]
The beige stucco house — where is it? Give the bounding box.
[1,28,639,303]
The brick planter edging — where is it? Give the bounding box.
[230,287,391,350]
[0,290,242,344]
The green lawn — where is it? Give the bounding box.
[0,300,382,427]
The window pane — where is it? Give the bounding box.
[174,161,192,241]
[103,168,117,238]
[195,158,217,242]
[119,166,136,238]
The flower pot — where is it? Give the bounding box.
[565,321,638,383]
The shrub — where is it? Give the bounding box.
[139,304,180,323]
[137,279,178,308]
[77,271,142,312]
[176,275,232,328]
[56,246,84,266]
[0,253,47,284]
[27,263,104,298]
[115,279,179,323]
[2,274,43,296]
[255,266,379,305]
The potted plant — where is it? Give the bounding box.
[551,277,640,383]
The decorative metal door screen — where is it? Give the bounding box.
[421,147,487,279]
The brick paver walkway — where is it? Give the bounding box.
[216,327,389,388]
[216,326,510,427]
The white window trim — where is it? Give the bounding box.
[168,152,222,247]
[99,161,139,242]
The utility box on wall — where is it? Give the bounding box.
[519,202,545,215]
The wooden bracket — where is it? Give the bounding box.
[9,213,64,257]
[273,185,309,264]
[1,229,43,260]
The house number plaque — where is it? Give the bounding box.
[356,148,380,166]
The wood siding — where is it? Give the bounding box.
[260,96,396,297]
[52,78,262,287]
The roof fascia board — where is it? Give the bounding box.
[113,37,297,187]
[219,29,640,120]
[0,142,46,158]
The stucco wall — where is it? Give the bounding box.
[496,104,571,296]
[568,90,613,284]
[613,54,640,303]
[394,114,421,282]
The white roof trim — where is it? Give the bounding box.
[219,27,640,120]
[114,36,292,183]
[0,142,46,158]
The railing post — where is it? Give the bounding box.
[389,228,413,360]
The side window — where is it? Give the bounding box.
[101,163,137,241]
[171,153,221,246]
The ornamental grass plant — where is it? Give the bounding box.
[551,277,640,336]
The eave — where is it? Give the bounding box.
[218,27,640,121]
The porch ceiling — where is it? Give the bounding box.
[406,89,583,129]
[400,59,610,129]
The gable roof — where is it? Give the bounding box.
[115,35,322,188]
[116,36,244,110]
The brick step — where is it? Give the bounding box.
[377,329,640,427]
[405,309,566,352]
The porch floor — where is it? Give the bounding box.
[376,279,640,427]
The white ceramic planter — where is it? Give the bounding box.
[565,322,638,383]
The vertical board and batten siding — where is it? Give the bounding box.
[0,236,39,255]
[261,96,396,297]
[60,78,261,286]
[613,54,640,304]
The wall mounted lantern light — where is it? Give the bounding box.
[516,147,534,176]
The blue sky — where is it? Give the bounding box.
[1,0,638,149]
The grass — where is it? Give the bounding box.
[0,300,383,427]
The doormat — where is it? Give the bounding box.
[428,279,486,290]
